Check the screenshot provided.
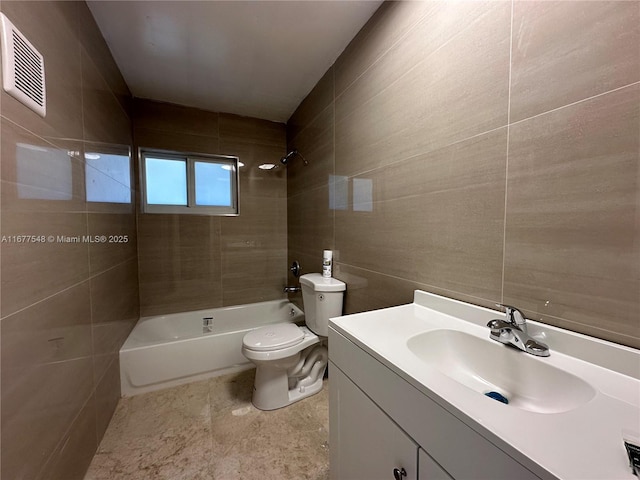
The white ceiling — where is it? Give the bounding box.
[87,1,382,123]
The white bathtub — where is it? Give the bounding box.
[120,299,304,396]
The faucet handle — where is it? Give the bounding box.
[495,303,527,326]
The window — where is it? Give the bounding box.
[140,149,239,215]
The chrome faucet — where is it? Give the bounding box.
[487,304,550,357]
[283,286,300,293]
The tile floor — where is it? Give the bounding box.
[84,369,329,479]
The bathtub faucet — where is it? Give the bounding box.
[203,317,213,333]
[283,286,300,293]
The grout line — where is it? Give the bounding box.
[339,262,501,307]
[501,0,515,305]
[0,257,136,322]
[509,80,640,127]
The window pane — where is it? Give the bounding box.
[86,152,131,203]
[145,157,187,205]
[194,161,232,207]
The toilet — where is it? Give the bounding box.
[242,273,346,410]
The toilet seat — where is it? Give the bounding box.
[243,323,305,352]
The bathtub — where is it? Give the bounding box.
[120,299,304,396]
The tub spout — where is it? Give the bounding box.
[283,286,300,293]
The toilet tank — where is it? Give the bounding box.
[299,273,346,336]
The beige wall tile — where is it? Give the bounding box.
[335,1,511,177]
[0,1,83,141]
[135,127,220,155]
[289,0,637,348]
[218,139,287,197]
[41,394,98,480]
[287,67,334,141]
[87,213,137,274]
[81,50,132,145]
[335,129,507,302]
[0,4,136,476]
[135,101,288,314]
[94,359,121,443]
[137,213,223,315]
[134,98,219,138]
[77,2,131,114]
[220,113,286,147]
[1,355,94,480]
[504,85,640,348]
[1,211,89,316]
[287,185,334,263]
[0,282,92,370]
[510,1,640,123]
[91,260,139,382]
[334,1,433,97]
[287,105,334,196]
[0,118,86,212]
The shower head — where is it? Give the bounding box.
[280,149,308,166]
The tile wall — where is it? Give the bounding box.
[287,1,640,349]
[0,2,138,478]
[134,99,288,316]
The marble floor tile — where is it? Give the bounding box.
[84,370,329,480]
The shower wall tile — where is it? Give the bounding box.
[334,1,511,177]
[221,250,288,306]
[134,99,219,139]
[288,185,334,264]
[135,100,288,315]
[137,214,223,315]
[87,213,138,274]
[510,1,640,123]
[0,1,83,142]
[135,128,220,155]
[220,113,286,147]
[219,140,287,197]
[287,104,334,196]
[504,85,640,348]
[287,66,334,142]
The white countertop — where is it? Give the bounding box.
[329,290,640,480]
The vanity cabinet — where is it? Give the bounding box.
[329,363,419,480]
[330,361,455,480]
[329,326,542,480]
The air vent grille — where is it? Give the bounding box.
[1,13,46,117]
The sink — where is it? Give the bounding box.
[407,329,596,414]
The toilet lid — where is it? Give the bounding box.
[243,323,304,351]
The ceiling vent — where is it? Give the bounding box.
[0,13,46,117]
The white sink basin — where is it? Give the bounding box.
[407,329,596,414]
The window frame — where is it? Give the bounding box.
[139,148,239,216]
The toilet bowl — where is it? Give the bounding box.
[242,273,346,410]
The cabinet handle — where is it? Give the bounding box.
[393,467,407,480]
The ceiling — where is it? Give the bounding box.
[87,1,382,123]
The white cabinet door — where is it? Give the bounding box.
[330,362,418,480]
[418,448,453,480]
